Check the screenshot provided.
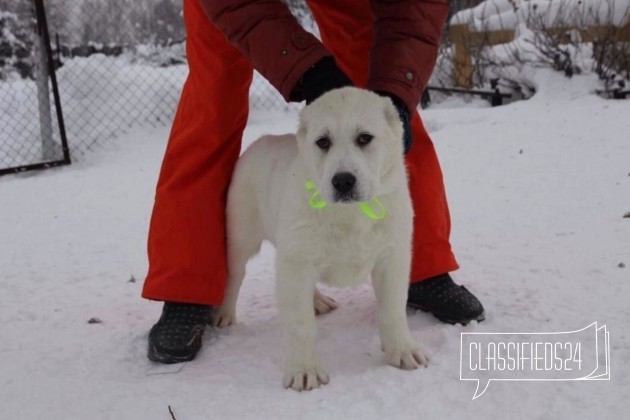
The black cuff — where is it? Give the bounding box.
[299,56,353,104]
[377,91,412,154]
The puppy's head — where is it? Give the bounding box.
[296,87,404,203]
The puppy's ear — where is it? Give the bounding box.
[296,117,307,143]
[296,111,309,159]
[382,97,404,149]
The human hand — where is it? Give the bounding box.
[376,92,412,154]
[300,56,353,104]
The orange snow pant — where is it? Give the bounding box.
[142,0,459,305]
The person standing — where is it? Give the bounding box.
[142,0,485,364]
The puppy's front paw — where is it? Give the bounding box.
[210,306,235,328]
[385,344,429,370]
[313,291,338,316]
[283,366,329,391]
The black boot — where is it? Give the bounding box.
[407,273,485,325]
[147,302,212,364]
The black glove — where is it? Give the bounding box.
[377,92,412,154]
[300,56,353,104]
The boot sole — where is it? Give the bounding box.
[408,303,486,326]
[147,342,199,364]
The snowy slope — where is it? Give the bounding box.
[1,71,629,419]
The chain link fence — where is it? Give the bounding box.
[1,0,307,174]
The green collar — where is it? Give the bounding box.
[304,180,386,220]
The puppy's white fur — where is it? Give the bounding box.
[212,87,427,391]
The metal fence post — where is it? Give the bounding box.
[34,0,70,166]
[32,0,57,160]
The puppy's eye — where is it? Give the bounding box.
[357,133,373,147]
[315,137,331,150]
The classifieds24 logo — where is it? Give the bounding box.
[460,322,610,399]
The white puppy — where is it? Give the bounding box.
[212,87,427,391]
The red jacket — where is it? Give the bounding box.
[199,0,448,112]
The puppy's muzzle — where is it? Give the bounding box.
[332,172,358,202]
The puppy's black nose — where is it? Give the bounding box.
[332,172,356,194]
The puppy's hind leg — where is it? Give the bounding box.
[313,287,338,316]
[211,186,263,328]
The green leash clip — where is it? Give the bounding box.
[305,180,386,220]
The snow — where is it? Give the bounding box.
[452,0,630,30]
[1,70,629,419]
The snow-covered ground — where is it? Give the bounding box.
[1,71,629,419]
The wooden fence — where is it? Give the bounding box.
[450,21,630,88]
